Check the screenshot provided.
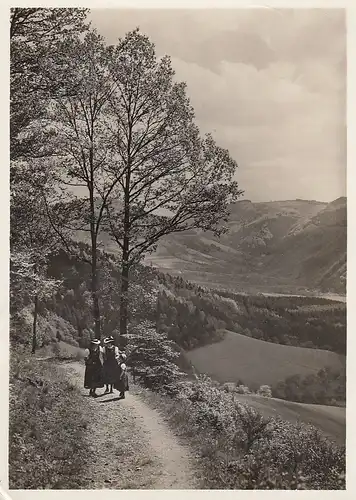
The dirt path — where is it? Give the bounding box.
[64,361,198,489]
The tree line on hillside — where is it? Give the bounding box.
[10,7,242,355]
[222,367,346,407]
[272,367,346,406]
[156,274,346,355]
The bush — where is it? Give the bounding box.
[223,382,236,393]
[235,384,252,394]
[51,341,61,357]
[256,385,272,397]
[9,349,90,489]
[153,375,345,490]
[126,321,184,392]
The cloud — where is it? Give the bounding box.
[89,8,346,202]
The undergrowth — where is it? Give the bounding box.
[9,346,90,489]
[135,375,346,490]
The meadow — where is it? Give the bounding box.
[185,329,345,389]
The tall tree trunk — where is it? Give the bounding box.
[91,244,101,339]
[89,185,101,339]
[120,256,129,339]
[120,211,130,338]
[120,159,131,339]
[31,294,38,354]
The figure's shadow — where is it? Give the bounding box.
[82,393,118,400]
[82,392,124,402]
[98,396,123,403]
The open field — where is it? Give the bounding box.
[185,330,345,389]
[233,393,345,445]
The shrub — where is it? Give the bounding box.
[223,382,236,393]
[51,341,61,357]
[235,384,252,394]
[256,384,272,397]
[126,321,184,392]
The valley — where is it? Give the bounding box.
[145,197,347,296]
[76,197,346,298]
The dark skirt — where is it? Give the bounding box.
[114,371,129,392]
[84,361,104,389]
[103,359,120,385]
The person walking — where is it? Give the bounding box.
[84,339,104,397]
[102,336,121,394]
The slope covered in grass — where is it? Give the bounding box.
[185,330,345,389]
[233,393,345,445]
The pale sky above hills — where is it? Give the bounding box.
[89,8,346,203]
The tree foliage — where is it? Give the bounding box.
[156,274,346,354]
[10,7,89,161]
[272,367,346,406]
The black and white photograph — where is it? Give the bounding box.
[6,3,347,492]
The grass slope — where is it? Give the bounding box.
[185,330,345,389]
[233,393,345,445]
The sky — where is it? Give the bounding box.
[88,8,346,203]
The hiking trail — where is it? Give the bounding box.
[63,361,199,489]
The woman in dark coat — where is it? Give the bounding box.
[102,336,120,394]
[84,339,104,397]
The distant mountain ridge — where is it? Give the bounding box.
[74,197,346,295]
[146,197,346,295]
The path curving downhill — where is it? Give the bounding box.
[64,361,198,490]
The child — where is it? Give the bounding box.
[115,352,129,399]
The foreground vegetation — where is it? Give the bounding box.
[9,338,345,490]
[9,346,90,489]
[137,375,346,490]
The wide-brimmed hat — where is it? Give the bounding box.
[104,336,114,344]
[91,339,101,345]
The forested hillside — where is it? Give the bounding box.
[11,243,157,351]
[157,273,346,354]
